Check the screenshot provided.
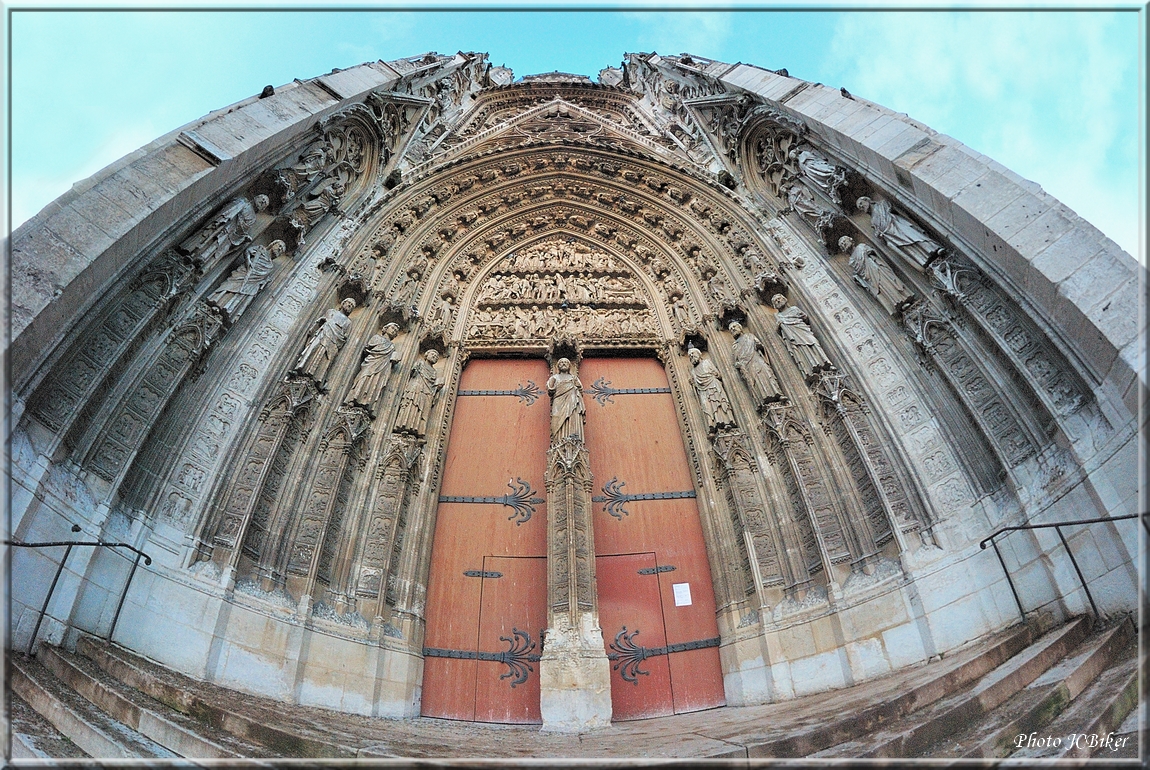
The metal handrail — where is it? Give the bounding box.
[979,513,1144,624]
[4,525,152,655]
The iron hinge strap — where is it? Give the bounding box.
[588,376,671,406]
[438,478,544,525]
[607,626,721,684]
[592,476,697,519]
[457,381,541,405]
[422,628,541,687]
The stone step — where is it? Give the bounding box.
[1010,639,1140,759]
[9,652,178,760]
[811,615,1091,759]
[75,634,360,758]
[921,616,1135,758]
[37,642,275,760]
[8,691,90,760]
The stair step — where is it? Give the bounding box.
[9,652,178,759]
[811,616,1091,758]
[76,634,359,758]
[922,617,1135,758]
[8,691,90,760]
[38,642,275,759]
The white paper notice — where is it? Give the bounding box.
[672,582,692,607]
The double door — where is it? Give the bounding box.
[421,357,724,723]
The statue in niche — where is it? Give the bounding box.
[856,196,943,270]
[208,239,286,323]
[393,349,442,437]
[179,194,268,267]
[547,357,586,444]
[294,297,357,385]
[346,322,402,412]
[687,347,737,432]
[838,235,915,316]
[771,294,834,379]
[783,182,828,227]
[277,137,332,197]
[429,294,455,333]
[728,321,784,409]
[789,147,847,203]
[391,265,422,311]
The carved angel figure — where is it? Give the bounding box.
[838,236,915,316]
[729,321,784,409]
[346,322,402,412]
[547,358,586,444]
[393,349,442,437]
[856,196,943,270]
[179,194,268,269]
[208,239,285,323]
[771,294,833,379]
[688,348,737,432]
[294,297,357,385]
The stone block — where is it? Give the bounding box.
[1086,278,1142,359]
[789,649,849,696]
[1005,204,1077,261]
[872,125,931,162]
[316,64,397,99]
[845,636,892,681]
[924,594,991,653]
[1058,249,1138,317]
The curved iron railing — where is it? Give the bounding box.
[4,525,152,654]
[979,513,1145,624]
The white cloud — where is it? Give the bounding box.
[824,11,1140,262]
[623,11,734,59]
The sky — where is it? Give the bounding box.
[8,6,1144,262]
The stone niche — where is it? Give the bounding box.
[7,50,1141,728]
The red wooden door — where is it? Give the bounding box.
[421,359,549,723]
[582,357,726,720]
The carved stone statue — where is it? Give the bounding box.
[838,235,915,316]
[728,321,784,409]
[784,182,827,226]
[856,196,943,270]
[430,294,455,333]
[179,194,268,268]
[277,138,331,198]
[687,347,736,432]
[346,322,402,412]
[294,297,357,384]
[208,239,285,323]
[393,349,442,437]
[771,294,833,379]
[547,358,586,444]
[789,147,847,203]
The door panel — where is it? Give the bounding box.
[422,359,550,722]
[580,357,726,718]
[596,553,674,720]
[474,556,546,724]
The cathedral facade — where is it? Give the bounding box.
[8,52,1141,730]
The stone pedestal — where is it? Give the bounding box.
[539,612,612,732]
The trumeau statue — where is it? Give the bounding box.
[838,235,915,316]
[771,294,834,379]
[346,322,402,413]
[547,357,586,444]
[207,239,286,324]
[179,194,268,268]
[687,347,737,432]
[728,321,784,409]
[393,349,442,437]
[294,297,357,385]
[856,196,943,270]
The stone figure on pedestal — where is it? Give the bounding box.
[728,321,784,409]
[784,182,827,226]
[856,196,943,270]
[790,147,847,203]
[393,349,442,437]
[771,294,834,379]
[838,235,915,316]
[547,358,585,444]
[346,322,402,413]
[294,297,357,385]
[179,194,269,268]
[688,347,736,432]
[208,239,286,323]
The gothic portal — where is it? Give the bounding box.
[8,52,1141,731]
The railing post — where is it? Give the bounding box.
[109,551,143,643]
[985,537,1026,623]
[1055,525,1101,624]
[29,544,72,655]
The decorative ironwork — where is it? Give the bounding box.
[588,376,671,406]
[592,476,697,519]
[636,564,676,575]
[423,628,542,687]
[439,478,545,525]
[462,570,503,578]
[606,627,722,684]
[457,380,542,405]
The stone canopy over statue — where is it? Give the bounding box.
[294,297,357,385]
[547,357,585,444]
[346,322,402,413]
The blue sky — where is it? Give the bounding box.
[9,7,1144,261]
